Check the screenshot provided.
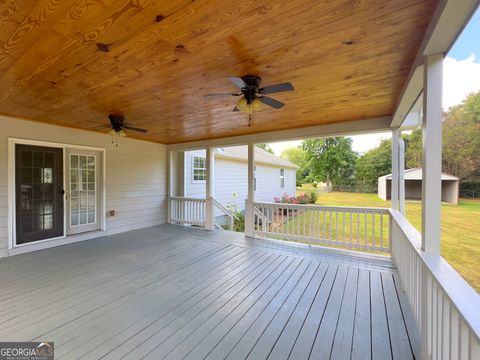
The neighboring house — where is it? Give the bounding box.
[182,146,297,218]
[378,168,460,204]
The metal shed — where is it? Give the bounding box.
[378,168,460,204]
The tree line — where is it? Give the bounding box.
[281,91,480,196]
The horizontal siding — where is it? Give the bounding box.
[184,150,296,216]
[0,114,167,256]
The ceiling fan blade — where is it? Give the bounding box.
[259,82,294,94]
[123,125,148,133]
[228,76,248,89]
[204,93,241,98]
[259,96,285,109]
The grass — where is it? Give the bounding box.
[296,186,480,292]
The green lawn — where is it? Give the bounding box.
[296,187,480,292]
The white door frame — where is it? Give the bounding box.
[7,138,106,250]
[65,148,104,235]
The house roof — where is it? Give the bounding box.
[0,1,437,144]
[380,168,459,181]
[215,146,298,169]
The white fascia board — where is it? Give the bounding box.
[167,116,391,151]
[391,0,480,128]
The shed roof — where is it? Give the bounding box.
[215,146,298,169]
[380,168,459,181]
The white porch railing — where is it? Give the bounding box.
[213,198,234,231]
[390,209,480,359]
[253,201,390,253]
[169,196,206,227]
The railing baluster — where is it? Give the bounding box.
[329,210,332,241]
[357,210,360,245]
[349,210,353,246]
[371,211,374,248]
[380,212,384,249]
[364,211,367,247]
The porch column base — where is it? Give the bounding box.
[205,197,214,231]
[244,199,254,237]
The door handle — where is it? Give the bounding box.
[60,189,69,200]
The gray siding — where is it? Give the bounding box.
[0,115,168,257]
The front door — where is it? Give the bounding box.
[15,145,64,244]
[66,149,102,235]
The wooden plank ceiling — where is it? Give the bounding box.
[0,0,437,144]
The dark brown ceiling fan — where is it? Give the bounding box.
[204,75,294,124]
[106,114,148,146]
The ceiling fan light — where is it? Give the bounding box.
[252,98,263,111]
[119,129,127,137]
[236,97,248,112]
[108,129,116,136]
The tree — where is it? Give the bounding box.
[463,92,480,124]
[256,143,274,154]
[442,100,480,183]
[280,146,309,185]
[303,137,357,187]
[404,128,422,169]
[355,138,392,191]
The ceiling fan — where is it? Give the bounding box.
[204,75,294,125]
[106,114,148,146]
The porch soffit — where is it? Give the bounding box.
[0,0,437,144]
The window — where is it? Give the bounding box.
[280,168,285,188]
[192,156,206,182]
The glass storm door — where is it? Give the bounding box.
[66,150,102,235]
[15,145,64,245]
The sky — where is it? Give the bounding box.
[270,7,480,156]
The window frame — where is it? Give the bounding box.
[280,168,285,188]
[191,155,207,183]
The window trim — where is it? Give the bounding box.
[191,155,207,183]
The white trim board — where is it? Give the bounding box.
[7,137,107,251]
[391,0,480,127]
[168,116,392,151]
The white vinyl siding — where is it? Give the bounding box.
[0,114,168,257]
[184,150,296,217]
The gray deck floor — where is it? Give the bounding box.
[0,225,419,359]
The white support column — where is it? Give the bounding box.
[399,137,405,214]
[421,53,443,254]
[205,147,215,230]
[391,128,400,210]
[245,143,255,237]
[167,150,173,224]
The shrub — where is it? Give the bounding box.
[308,190,318,204]
[274,193,315,205]
[226,193,245,232]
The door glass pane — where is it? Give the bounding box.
[16,145,63,244]
[70,154,96,226]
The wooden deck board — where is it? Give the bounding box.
[0,224,420,359]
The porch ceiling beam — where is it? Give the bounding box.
[391,0,480,128]
[167,116,391,151]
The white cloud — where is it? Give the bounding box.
[348,132,391,154]
[269,140,302,155]
[443,55,480,110]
